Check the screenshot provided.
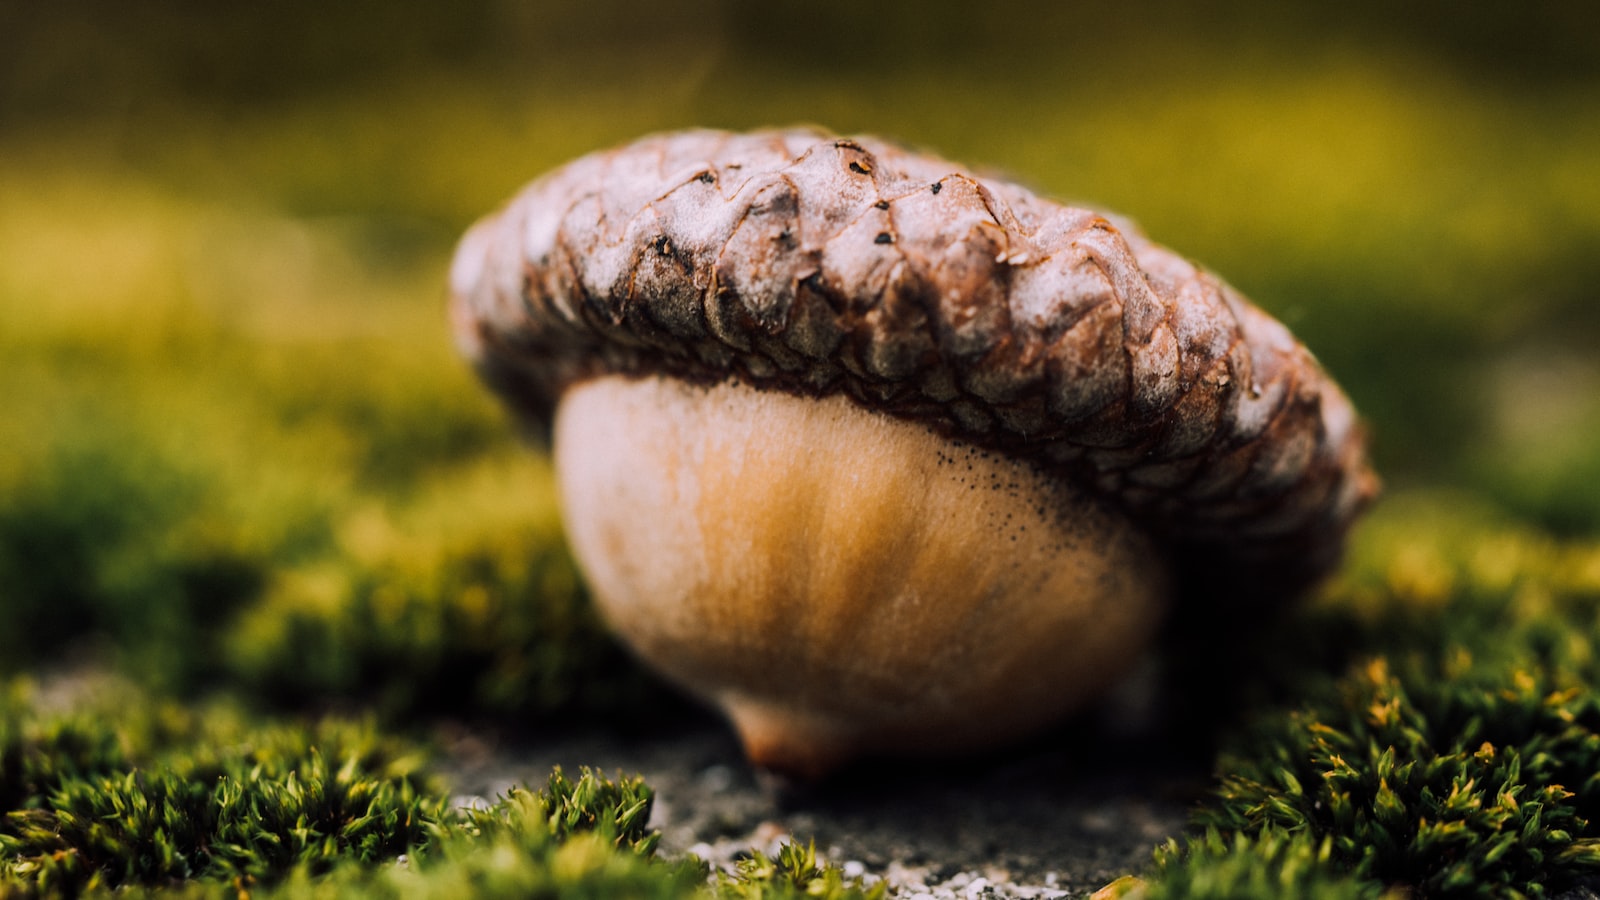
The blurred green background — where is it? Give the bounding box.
[2,0,1598,712]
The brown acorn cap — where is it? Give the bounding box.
[449,128,1379,604]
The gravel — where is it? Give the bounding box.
[442,710,1200,899]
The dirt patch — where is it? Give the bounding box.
[443,714,1200,899]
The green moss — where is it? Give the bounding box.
[0,438,268,687]
[1,687,889,899]
[527,768,661,855]
[1143,829,1382,900]
[284,830,705,900]
[4,755,439,891]
[0,417,676,728]
[224,525,681,726]
[715,842,884,900]
[1173,659,1600,896]
[1147,496,1600,897]
[1,686,441,895]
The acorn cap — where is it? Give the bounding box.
[450,128,1378,603]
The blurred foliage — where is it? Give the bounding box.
[0,162,680,720]
[2,1,1600,896]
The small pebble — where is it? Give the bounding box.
[699,764,734,792]
[450,794,491,811]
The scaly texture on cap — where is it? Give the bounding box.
[450,128,1378,601]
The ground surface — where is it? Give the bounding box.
[446,717,1195,898]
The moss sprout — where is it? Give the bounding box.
[716,841,885,900]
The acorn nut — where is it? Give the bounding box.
[449,129,1379,777]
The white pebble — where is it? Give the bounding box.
[449,794,492,811]
[698,765,734,791]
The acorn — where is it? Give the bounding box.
[448,129,1377,777]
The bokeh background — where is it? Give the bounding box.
[3,1,1598,718]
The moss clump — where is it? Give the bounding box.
[527,768,661,855]
[0,684,885,899]
[1145,495,1600,897]
[224,524,682,727]
[1141,829,1382,900]
[0,685,441,894]
[0,422,678,729]
[288,828,706,900]
[4,753,439,892]
[1162,659,1600,896]
[716,841,885,900]
[0,439,268,690]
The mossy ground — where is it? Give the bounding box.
[3,2,1600,897]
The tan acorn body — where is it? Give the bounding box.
[555,374,1167,776]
